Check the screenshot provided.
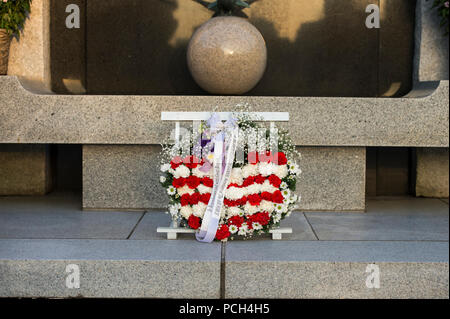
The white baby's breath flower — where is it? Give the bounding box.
[229,224,239,234]
[180,206,193,219]
[160,164,171,172]
[168,204,179,217]
[173,165,190,178]
[167,186,176,195]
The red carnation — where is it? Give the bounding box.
[189,192,200,205]
[188,215,201,230]
[172,177,186,188]
[259,151,273,163]
[272,190,284,204]
[268,175,282,188]
[274,152,288,165]
[242,176,255,187]
[252,212,270,226]
[183,155,200,169]
[202,177,214,188]
[254,175,265,184]
[216,224,231,241]
[180,194,191,206]
[170,156,183,169]
[261,192,273,201]
[238,196,248,206]
[247,151,259,165]
[186,175,201,189]
[200,193,211,205]
[248,194,262,206]
[228,216,245,228]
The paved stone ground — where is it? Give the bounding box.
[0,192,448,298]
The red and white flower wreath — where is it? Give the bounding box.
[160,117,301,241]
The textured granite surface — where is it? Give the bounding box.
[225,241,449,299]
[0,239,221,298]
[414,0,449,82]
[82,145,365,211]
[416,148,449,198]
[0,76,448,147]
[0,144,52,195]
[7,0,51,91]
[187,17,267,95]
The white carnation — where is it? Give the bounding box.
[274,165,288,179]
[225,186,245,200]
[259,162,275,177]
[245,183,261,195]
[180,206,193,219]
[230,167,243,185]
[197,184,213,194]
[227,207,243,217]
[177,185,195,196]
[192,166,212,178]
[260,180,277,193]
[242,164,259,178]
[173,165,190,178]
[244,202,259,215]
[259,200,275,213]
[192,203,207,218]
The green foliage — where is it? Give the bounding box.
[428,0,449,35]
[195,0,252,17]
[0,0,32,36]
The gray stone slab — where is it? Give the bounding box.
[0,192,142,239]
[442,199,449,204]
[82,145,365,211]
[416,148,449,198]
[225,241,449,298]
[414,0,449,82]
[131,211,317,241]
[0,239,221,298]
[0,144,52,195]
[305,198,449,241]
[0,76,448,147]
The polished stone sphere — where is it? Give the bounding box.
[187,17,267,95]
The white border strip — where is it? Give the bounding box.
[161,112,289,122]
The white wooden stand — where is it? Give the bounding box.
[158,111,293,241]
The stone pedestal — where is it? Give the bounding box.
[82,145,366,211]
[0,145,53,195]
[416,148,449,198]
